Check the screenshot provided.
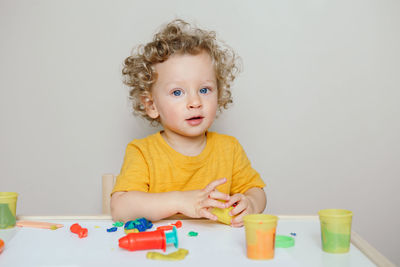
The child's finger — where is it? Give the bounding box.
[202,178,227,194]
[231,221,244,228]
[225,193,242,207]
[202,198,227,209]
[231,210,247,225]
[209,190,230,201]
[230,201,246,216]
[199,208,218,221]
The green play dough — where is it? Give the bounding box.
[188,231,198,237]
[321,228,350,252]
[113,221,124,227]
[0,203,16,228]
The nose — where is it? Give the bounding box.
[187,92,202,109]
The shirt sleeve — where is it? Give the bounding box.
[230,139,266,194]
[111,143,150,194]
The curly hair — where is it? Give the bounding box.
[122,19,241,124]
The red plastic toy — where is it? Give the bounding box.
[119,229,166,251]
[0,239,4,254]
[70,223,88,238]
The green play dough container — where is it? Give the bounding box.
[318,209,352,253]
[0,192,18,229]
[275,235,295,248]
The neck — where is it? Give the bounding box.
[161,131,207,156]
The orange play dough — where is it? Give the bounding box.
[246,228,276,259]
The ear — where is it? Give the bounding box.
[141,94,159,119]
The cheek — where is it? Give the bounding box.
[158,103,182,122]
[208,97,219,116]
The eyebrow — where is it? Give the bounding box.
[164,80,217,87]
[203,79,217,84]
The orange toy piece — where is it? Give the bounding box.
[157,220,182,231]
[157,225,173,231]
[0,239,4,254]
[70,223,88,238]
[172,220,182,228]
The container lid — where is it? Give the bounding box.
[275,235,295,248]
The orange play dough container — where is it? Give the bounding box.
[243,214,278,260]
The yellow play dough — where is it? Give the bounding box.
[124,228,139,234]
[146,248,189,261]
[211,206,235,225]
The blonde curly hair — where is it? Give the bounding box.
[122,19,241,124]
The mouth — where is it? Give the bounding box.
[186,116,204,121]
[186,116,204,126]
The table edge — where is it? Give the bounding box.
[15,214,394,266]
[351,231,395,267]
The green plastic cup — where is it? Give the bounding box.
[318,209,352,253]
[0,192,18,229]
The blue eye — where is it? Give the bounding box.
[199,88,209,94]
[172,90,182,96]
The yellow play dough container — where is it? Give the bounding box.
[0,192,18,229]
[243,214,278,260]
[318,209,353,253]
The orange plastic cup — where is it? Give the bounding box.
[243,214,278,260]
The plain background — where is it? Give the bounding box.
[0,0,399,265]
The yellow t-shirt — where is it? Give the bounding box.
[112,131,265,195]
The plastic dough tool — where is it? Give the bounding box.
[16,220,64,230]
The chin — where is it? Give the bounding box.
[181,128,208,138]
[184,131,207,138]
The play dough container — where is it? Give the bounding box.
[318,209,353,253]
[243,214,278,260]
[0,192,18,229]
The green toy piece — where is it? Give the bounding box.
[188,231,198,237]
[113,221,124,227]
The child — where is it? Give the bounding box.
[111,19,266,227]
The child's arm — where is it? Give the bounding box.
[111,191,181,222]
[111,178,230,222]
[225,187,267,227]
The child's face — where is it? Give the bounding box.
[146,51,218,139]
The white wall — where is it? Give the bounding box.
[1,0,399,264]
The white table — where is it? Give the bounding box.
[0,215,393,267]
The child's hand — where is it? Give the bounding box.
[179,178,230,220]
[225,193,255,227]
